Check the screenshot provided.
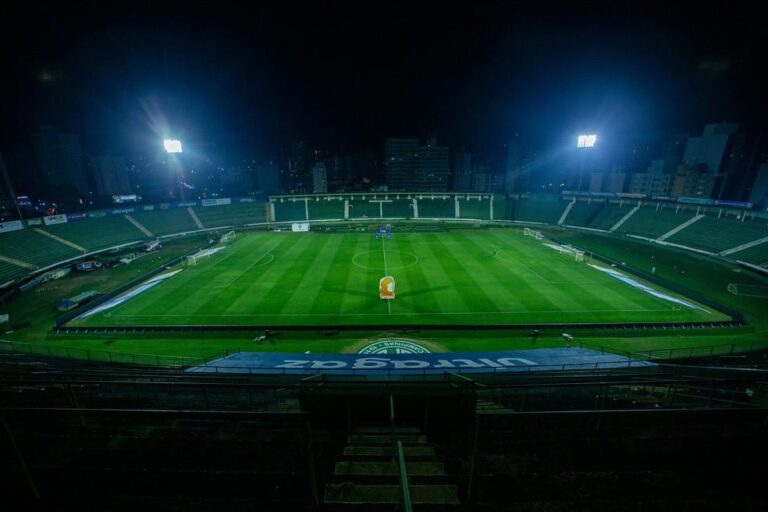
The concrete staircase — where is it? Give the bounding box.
[658,214,704,241]
[125,214,153,237]
[557,200,575,225]
[610,204,640,231]
[187,207,205,230]
[323,426,460,508]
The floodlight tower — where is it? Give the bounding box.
[163,139,184,200]
[576,134,597,191]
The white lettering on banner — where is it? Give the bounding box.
[352,358,389,369]
[497,357,538,366]
[452,359,485,368]
[272,356,541,370]
[310,360,346,369]
[43,214,68,225]
[275,360,309,369]
[0,220,24,232]
[392,360,431,369]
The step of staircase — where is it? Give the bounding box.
[335,461,445,476]
[476,399,516,414]
[343,445,437,457]
[347,434,427,445]
[353,426,422,434]
[324,483,460,505]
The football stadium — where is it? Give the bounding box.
[2,193,768,509]
[3,3,768,510]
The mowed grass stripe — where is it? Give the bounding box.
[196,234,306,315]
[453,231,550,312]
[487,230,666,313]
[423,233,500,313]
[389,234,441,315]
[76,230,721,327]
[239,233,328,315]
[280,233,346,315]
[495,230,709,320]
[109,234,269,319]
[308,234,358,315]
[339,234,382,316]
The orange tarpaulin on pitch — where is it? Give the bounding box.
[379,276,395,300]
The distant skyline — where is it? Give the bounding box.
[1,1,767,202]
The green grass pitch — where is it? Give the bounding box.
[71,228,725,328]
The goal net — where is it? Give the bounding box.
[524,228,544,240]
[220,230,235,243]
[556,244,587,262]
[184,254,200,266]
[727,283,768,297]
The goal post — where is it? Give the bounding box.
[727,283,768,297]
[220,230,235,243]
[524,227,544,239]
[183,254,198,266]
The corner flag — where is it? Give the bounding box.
[379,276,395,300]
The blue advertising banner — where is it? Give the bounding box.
[188,348,653,375]
[715,200,753,209]
[66,212,88,222]
[110,207,136,215]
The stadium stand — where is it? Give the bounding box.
[458,196,491,220]
[617,204,696,238]
[667,214,768,253]
[382,198,414,218]
[273,198,308,222]
[307,197,345,220]
[731,243,768,267]
[562,199,604,227]
[192,202,266,228]
[130,208,200,236]
[417,197,455,218]
[2,353,767,510]
[585,200,636,230]
[512,195,568,224]
[0,228,82,269]
[0,261,26,285]
[42,215,146,251]
[347,198,380,219]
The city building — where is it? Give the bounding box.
[385,137,449,191]
[719,132,768,201]
[32,126,90,195]
[453,150,472,192]
[91,156,131,197]
[256,160,282,194]
[604,172,627,194]
[628,160,674,196]
[748,163,768,207]
[683,122,737,175]
[312,162,328,193]
[673,165,718,198]
[503,141,531,194]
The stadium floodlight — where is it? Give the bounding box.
[163,139,183,153]
[577,134,597,148]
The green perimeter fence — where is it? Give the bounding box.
[579,339,768,361]
[0,339,206,367]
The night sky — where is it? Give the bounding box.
[1,0,766,165]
